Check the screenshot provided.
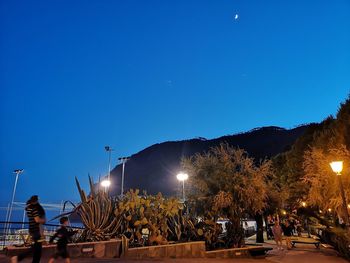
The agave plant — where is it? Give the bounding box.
[74,176,122,241]
[54,177,226,248]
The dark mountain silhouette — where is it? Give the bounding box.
[109,125,310,196]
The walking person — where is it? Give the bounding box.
[12,195,46,263]
[48,217,77,263]
[283,220,294,250]
[272,220,283,250]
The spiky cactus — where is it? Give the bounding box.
[75,176,122,241]
[69,177,219,248]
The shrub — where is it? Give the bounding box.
[321,227,350,260]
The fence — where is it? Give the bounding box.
[0,221,83,251]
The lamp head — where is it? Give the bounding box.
[176,173,188,181]
[101,179,111,188]
[330,161,343,174]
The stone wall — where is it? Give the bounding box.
[5,239,121,259]
[205,247,252,258]
[6,240,270,260]
[126,241,206,259]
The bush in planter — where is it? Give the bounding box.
[321,227,350,260]
[60,177,229,249]
[115,189,186,246]
[66,178,204,245]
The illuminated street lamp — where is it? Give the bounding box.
[101,179,111,190]
[330,161,343,175]
[176,173,188,202]
[330,161,350,228]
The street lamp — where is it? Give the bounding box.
[176,172,188,202]
[118,156,130,197]
[101,179,111,189]
[6,169,24,235]
[330,161,350,228]
[330,161,343,175]
[105,146,114,181]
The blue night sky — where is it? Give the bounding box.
[1,1,350,208]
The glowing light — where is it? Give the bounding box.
[330,161,343,174]
[234,14,239,20]
[176,173,189,181]
[101,179,111,188]
[301,202,307,207]
[328,208,332,212]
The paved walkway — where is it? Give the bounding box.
[70,243,346,263]
[1,245,346,263]
[0,235,347,263]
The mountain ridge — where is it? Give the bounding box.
[109,125,311,196]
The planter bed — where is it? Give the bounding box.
[205,246,272,258]
[125,241,272,259]
[5,239,122,259]
[126,241,206,259]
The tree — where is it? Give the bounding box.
[271,121,332,210]
[182,144,272,246]
[303,145,350,222]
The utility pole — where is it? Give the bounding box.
[118,157,130,197]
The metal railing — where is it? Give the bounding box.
[0,221,83,250]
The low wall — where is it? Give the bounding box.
[5,239,121,259]
[6,240,270,260]
[205,246,255,258]
[126,241,206,259]
[126,242,271,259]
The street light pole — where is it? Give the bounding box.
[330,161,350,228]
[182,180,185,201]
[104,146,114,193]
[105,146,113,182]
[176,173,188,202]
[118,157,130,197]
[338,174,349,226]
[6,169,24,235]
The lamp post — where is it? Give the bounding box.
[118,156,130,197]
[103,146,114,193]
[176,173,188,202]
[330,161,350,228]
[101,179,111,193]
[105,146,114,182]
[6,169,24,235]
